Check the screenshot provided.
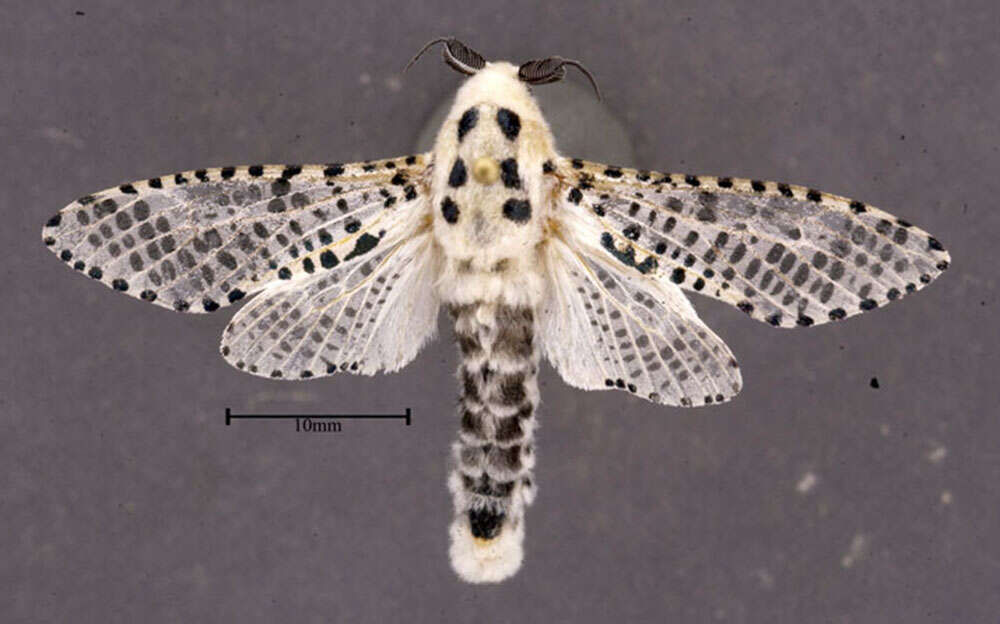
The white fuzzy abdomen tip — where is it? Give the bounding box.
[448,517,524,583]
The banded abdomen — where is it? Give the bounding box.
[446,301,538,583]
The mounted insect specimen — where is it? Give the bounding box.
[41,37,950,583]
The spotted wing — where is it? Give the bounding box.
[539,227,742,408]
[220,223,439,379]
[41,157,430,314]
[549,157,950,328]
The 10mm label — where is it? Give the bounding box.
[295,417,342,433]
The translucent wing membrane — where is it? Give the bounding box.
[41,157,429,314]
[550,158,950,328]
[220,229,439,379]
[42,155,440,377]
[540,233,742,408]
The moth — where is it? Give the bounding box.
[41,37,950,583]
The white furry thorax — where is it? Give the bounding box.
[430,63,557,309]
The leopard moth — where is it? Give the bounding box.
[41,38,950,583]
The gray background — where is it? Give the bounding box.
[3,1,998,622]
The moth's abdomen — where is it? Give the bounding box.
[447,301,539,583]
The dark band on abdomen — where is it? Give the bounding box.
[449,302,538,539]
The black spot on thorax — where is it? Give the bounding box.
[499,159,521,189]
[458,107,478,141]
[441,197,460,224]
[502,198,531,223]
[496,108,521,140]
[448,158,467,188]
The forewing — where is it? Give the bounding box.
[539,232,742,408]
[221,228,439,379]
[550,157,950,327]
[41,156,430,313]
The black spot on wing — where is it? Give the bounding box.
[635,256,657,274]
[320,250,339,269]
[598,232,655,274]
[344,233,380,261]
[271,178,291,196]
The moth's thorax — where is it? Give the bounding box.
[430,63,557,308]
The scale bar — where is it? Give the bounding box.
[226,407,411,426]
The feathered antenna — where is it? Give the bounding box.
[518,56,601,100]
[405,37,487,75]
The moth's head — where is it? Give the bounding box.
[449,62,543,128]
[406,37,601,101]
